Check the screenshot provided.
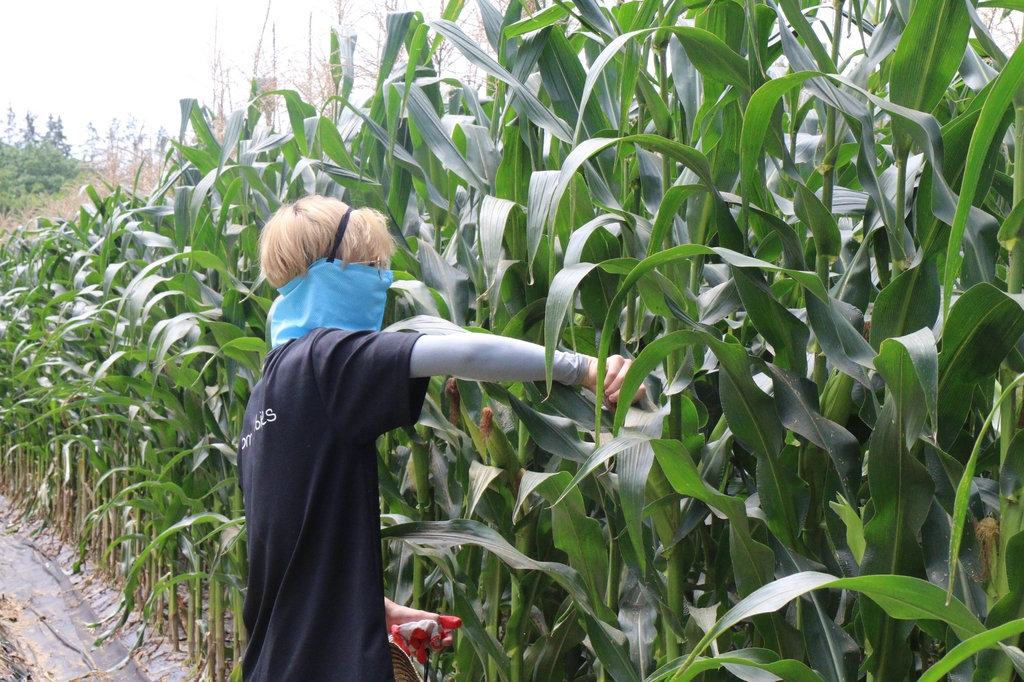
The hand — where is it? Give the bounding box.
[385,598,461,654]
[580,355,647,408]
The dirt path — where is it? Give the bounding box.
[0,528,150,682]
[0,496,194,682]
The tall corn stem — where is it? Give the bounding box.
[815,0,844,392]
[991,106,1024,682]
[411,427,431,610]
[801,0,847,554]
[819,0,843,215]
[1001,108,1024,463]
[188,576,198,661]
[485,551,502,682]
[232,485,247,658]
[893,158,908,276]
[169,561,180,652]
[655,26,689,662]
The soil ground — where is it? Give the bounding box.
[0,496,193,682]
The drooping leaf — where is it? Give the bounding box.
[937,284,1024,447]
[767,365,860,502]
[888,0,970,156]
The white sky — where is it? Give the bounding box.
[0,0,349,147]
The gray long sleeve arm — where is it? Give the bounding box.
[409,333,590,385]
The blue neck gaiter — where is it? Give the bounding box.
[269,259,394,348]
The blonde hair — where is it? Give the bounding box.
[259,196,396,288]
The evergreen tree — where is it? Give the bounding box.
[43,115,71,156]
[3,105,16,146]
[22,111,37,146]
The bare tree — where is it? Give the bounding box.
[981,8,1022,51]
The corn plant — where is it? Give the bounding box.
[2,0,1024,681]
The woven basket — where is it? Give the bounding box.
[390,637,422,682]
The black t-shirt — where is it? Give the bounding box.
[238,328,428,682]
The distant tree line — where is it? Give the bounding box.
[0,106,81,216]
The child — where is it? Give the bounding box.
[239,196,643,681]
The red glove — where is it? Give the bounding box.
[391,616,463,664]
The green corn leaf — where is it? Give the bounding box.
[505,5,567,37]
[767,364,861,503]
[682,571,984,671]
[888,0,970,157]
[918,619,1024,682]
[942,43,1024,317]
[544,262,599,390]
[467,460,506,518]
[936,283,1024,447]
[874,328,939,446]
[793,183,841,260]
[868,260,941,350]
[731,266,809,375]
[650,648,825,682]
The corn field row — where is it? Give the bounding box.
[3,0,1024,680]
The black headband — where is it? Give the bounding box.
[325,207,354,264]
